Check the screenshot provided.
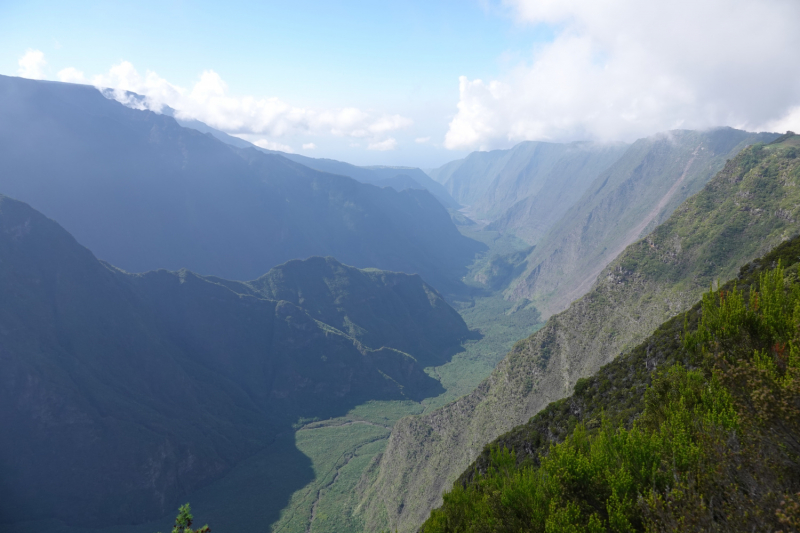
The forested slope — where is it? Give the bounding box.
[424,231,800,532]
[357,135,800,532]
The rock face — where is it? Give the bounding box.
[356,136,800,533]
[0,195,472,528]
[507,128,777,318]
[0,75,482,293]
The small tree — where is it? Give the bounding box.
[158,503,210,533]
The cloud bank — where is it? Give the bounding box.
[32,57,410,151]
[446,0,800,150]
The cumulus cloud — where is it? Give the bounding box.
[415,136,431,143]
[18,49,46,79]
[368,138,398,151]
[84,61,410,146]
[302,143,317,150]
[58,67,87,84]
[445,0,800,150]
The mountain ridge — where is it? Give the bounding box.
[0,75,481,293]
[504,127,777,318]
[356,134,800,533]
[0,193,473,529]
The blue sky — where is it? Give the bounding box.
[0,0,552,166]
[2,0,799,168]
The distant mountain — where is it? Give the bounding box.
[172,115,459,208]
[0,194,472,528]
[357,134,800,533]
[506,128,778,317]
[0,75,481,292]
[428,141,628,231]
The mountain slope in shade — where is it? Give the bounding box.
[0,75,481,292]
[506,127,778,318]
[172,113,459,209]
[0,194,472,528]
[356,135,800,533]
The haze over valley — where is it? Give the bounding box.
[2,2,800,532]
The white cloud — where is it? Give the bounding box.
[302,143,317,150]
[252,139,294,153]
[445,0,800,150]
[369,115,413,134]
[92,61,184,113]
[760,106,800,134]
[415,136,431,143]
[84,61,412,147]
[368,138,398,151]
[18,49,46,80]
[57,67,86,84]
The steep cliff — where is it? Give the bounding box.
[507,128,777,318]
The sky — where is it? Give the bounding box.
[2,0,800,168]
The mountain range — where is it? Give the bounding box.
[0,193,473,528]
[430,141,628,234]
[171,112,459,209]
[0,75,481,293]
[504,127,777,317]
[2,73,795,533]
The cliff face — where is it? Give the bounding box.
[507,128,777,319]
[356,137,800,533]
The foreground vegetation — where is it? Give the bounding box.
[422,248,800,531]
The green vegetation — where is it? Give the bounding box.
[425,293,543,411]
[358,134,800,533]
[423,253,800,532]
[159,504,209,533]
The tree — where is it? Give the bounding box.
[157,503,210,533]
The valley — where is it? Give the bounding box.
[1,72,796,533]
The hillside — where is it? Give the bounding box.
[0,194,472,529]
[0,75,481,292]
[506,127,777,317]
[423,234,800,532]
[356,135,800,532]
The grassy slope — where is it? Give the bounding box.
[458,233,800,485]
[356,136,800,533]
[424,234,800,532]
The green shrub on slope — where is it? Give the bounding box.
[423,256,800,532]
